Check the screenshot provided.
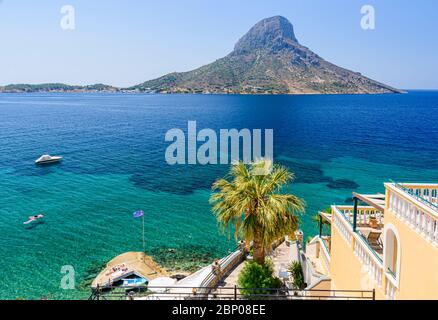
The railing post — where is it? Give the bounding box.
[234,285,237,300]
[319,214,323,237]
[353,197,358,232]
[372,288,376,300]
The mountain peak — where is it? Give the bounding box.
[134,16,401,95]
[234,16,298,53]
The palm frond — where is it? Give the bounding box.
[210,161,306,261]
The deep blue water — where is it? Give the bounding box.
[0,91,437,299]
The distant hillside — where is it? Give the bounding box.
[131,16,402,94]
[0,83,118,93]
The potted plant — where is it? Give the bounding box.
[369,217,378,229]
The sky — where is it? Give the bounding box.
[0,0,437,89]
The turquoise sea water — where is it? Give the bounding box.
[0,92,437,299]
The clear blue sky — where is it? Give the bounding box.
[1,0,437,89]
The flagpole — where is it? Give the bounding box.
[142,214,145,253]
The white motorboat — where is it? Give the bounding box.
[35,154,63,165]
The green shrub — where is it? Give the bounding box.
[288,261,305,289]
[237,260,283,296]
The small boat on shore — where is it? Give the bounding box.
[35,154,63,165]
[122,277,147,287]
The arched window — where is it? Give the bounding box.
[384,224,401,287]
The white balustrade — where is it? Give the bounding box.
[385,278,396,300]
[318,237,331,271]
[333,206,392,295]
[409,185,438,205]
[337,206,384,226]
[353,234,383,287]
[388,188,438,246]
[333,208,352,245]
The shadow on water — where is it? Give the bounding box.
[24,221,45,230]
[6,161,63,178]
[35,162,63,171]
[35,161,62,168]
[279,158,360,190]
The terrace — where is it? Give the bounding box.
[336,202,385,257]
[330,202,386,296]
[315,192,385,262]
[327,182,438,299]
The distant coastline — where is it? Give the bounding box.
[0,83,121,94]
[0,83,408,95]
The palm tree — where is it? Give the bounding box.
[210,160,305,265]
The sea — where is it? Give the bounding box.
[0,91,437,299]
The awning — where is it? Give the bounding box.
[318,211,332,224]
[352,192,385,211]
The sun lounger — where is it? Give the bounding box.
[367,231,383,252]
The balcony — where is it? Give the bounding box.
[335,205,384,256]
[318,182,438,300]
[386,182,438,246]
[332,205,384,287]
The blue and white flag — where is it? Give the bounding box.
[133,210,144,218]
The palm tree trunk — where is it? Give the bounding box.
[253,233,265,265]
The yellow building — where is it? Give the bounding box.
[304,182,438,300]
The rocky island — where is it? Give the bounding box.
[130,16,402,94]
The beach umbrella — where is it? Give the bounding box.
[133,210,145,252]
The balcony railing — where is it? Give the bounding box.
[332,206,384,288]
[336,205,384,226]
[385,278,397,300]
[89,285,375,300]
[393,182,438,211]
[353,233,383,287]
[332,206,353,244]
[387,183,438,246]
[318,237,331,272]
